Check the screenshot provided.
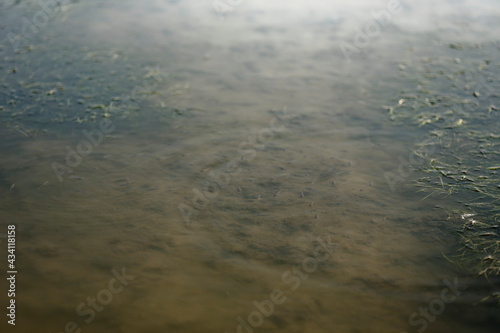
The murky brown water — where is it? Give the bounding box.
[1,0,499,332]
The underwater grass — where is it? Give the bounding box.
[0,35,193,138]
[386,42,500,298]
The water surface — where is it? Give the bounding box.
[0,0,499,332]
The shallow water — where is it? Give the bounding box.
[0,0,499,332]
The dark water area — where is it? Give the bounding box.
[0,0,499,332]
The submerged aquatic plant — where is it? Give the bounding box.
[386,42,500,289]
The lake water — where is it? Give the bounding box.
[0,0,499,332]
